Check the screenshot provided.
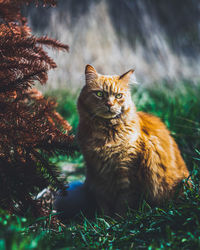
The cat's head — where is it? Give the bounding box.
[79,64,135,119]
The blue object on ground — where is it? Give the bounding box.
[54,181,97,221]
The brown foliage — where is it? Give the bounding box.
[0,0,73,215]
[0,22,69,92]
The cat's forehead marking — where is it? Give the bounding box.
[98,75,122,93]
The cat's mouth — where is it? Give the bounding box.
[98,111,121,119]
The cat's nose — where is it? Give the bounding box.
[105,101,114,107]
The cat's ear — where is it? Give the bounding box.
[85,64,98,84]
[119,69,135,85]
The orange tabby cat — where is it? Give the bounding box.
[77,64,189,215]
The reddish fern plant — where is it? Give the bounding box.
[0,0,74,215]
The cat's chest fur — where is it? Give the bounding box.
[90,126,137,163]
[78,120,140,192]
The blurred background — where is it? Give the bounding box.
[22,0,200,181]
[26,0,200,91]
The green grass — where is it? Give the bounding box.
[1,81,200,249]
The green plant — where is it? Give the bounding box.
[1,81,200,249]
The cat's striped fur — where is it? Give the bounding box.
[77,65,189,215]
